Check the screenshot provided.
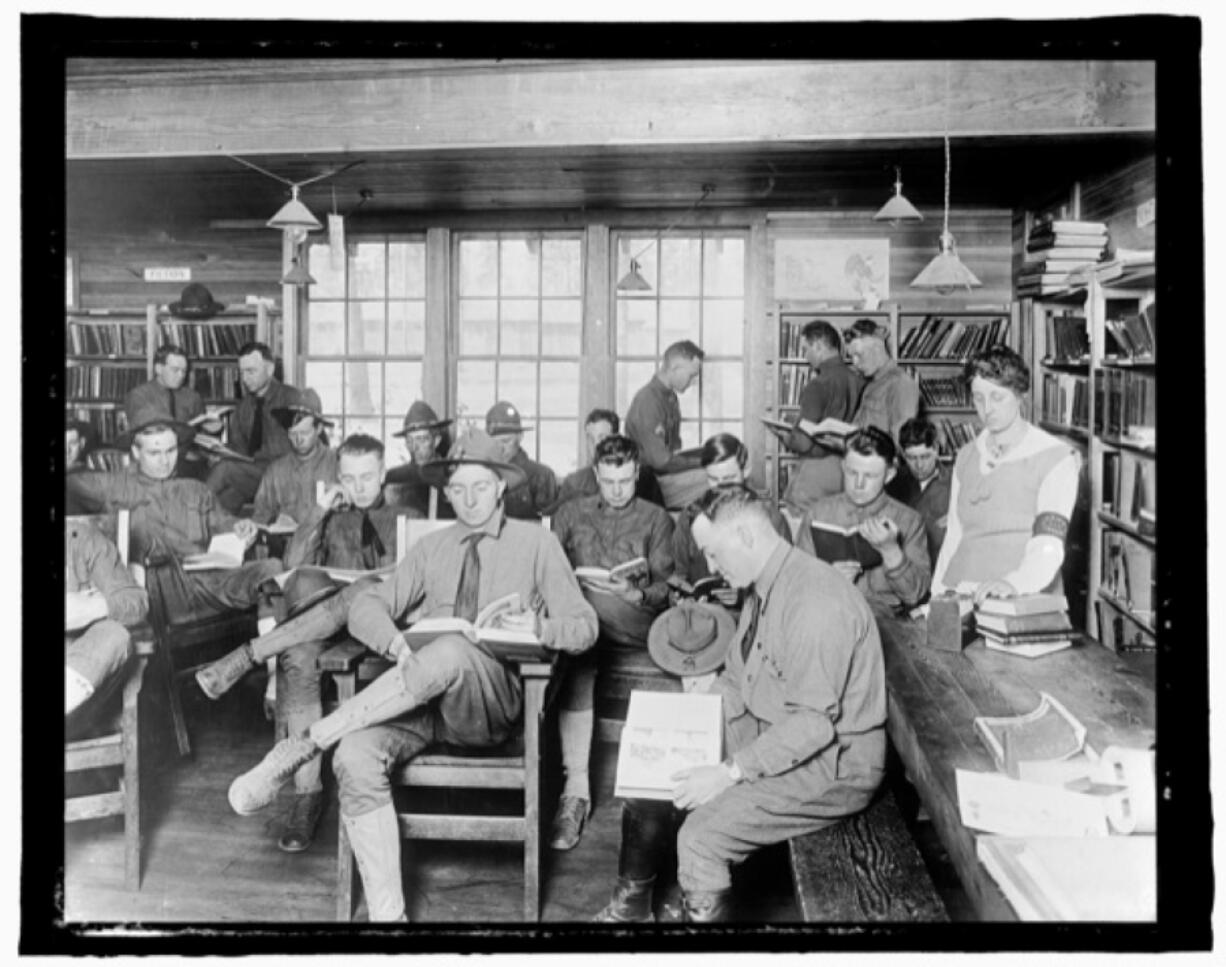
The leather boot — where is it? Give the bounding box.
[228,736,319,814]
[196,643,256,699]
[593,876,655,923]
[682,888,734,923]
[344,804,407,922]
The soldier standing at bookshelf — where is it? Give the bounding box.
[548,433,676,852]
[222,429,598,922]
[844,319,921,442]
[206,341,297,514]
[932,346,1080,602]
[796,428,931,612]
[780,320,864,513]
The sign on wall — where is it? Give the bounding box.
[773,238,890,307]
[144,267,192,282]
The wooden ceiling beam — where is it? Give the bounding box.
[66,60,1154,160]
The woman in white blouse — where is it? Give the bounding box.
[932,346,1081,602]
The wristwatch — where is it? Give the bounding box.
[723,757,744,784]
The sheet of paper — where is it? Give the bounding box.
[956,768,1113,837]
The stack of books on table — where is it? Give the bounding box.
[974,593,1074,657]
[1018,220,1109,296]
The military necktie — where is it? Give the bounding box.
[740,590,762,662]
[248,396,264,456]
[359,509,386,570]
[167,386,177,420]
[453,532,487,622]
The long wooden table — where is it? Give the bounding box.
[875,612,1156,921]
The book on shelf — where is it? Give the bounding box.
[614,690,723,800]
[932,418,979,456]
[1101,531,1154,619]
[159,319,258,358]
[1031,219,1108,236]
[1044,314,1090,362]
[1022,249,1108,265]
[973,692,1087,778]
[1109,450,1156,534]
[807,521,883,570]
[911,372,971,409]
[1099,369,1155,444]
[66,363,149,399]
[981,634,1075,659]
[67,319,150,357]
[976,835,1156,922]
[977,592,1069,617]
[400,592,549,662]
[575,556,650,588]
[900,315,1010,361]
[183,533,248,571]
[1041,371,1089,430]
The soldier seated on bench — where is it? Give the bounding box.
[594,485,886,923]
[222,429,598,922]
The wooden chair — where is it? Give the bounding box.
[65,510,155,891]
[322,646,552,922]
[143,558,260,758]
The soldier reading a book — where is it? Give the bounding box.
[197,432,413,855]
[223,429,597,921]
[796,427,931,612]
[549,433,676,852]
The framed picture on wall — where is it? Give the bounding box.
[773,238,890,307]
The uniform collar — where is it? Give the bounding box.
[751,540,792,601]
[459,506,506,540]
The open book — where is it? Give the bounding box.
[188,406,234,427]
[796,416,859,445]
[614,690,723,800]
[191,433,255,463]
[667,573,736,604]
[401,592,549,662]
[183,532,247,571]
[574,556,649,588]
[808,520,883,570]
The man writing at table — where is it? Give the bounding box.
[224,429,598,921]
[665,485,886,922]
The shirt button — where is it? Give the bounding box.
[756,642,762,650]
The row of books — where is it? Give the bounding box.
[777,315,887,359]
[1095,368,1155,446]
[1097,602,1156,653]
[68,405,129,442]
[1044,313,1090,363]
[910,373,972,409]
[1104,303,1156,360]
[190,366,243,401]
[1101,450,1156,536]
[1018,219,1108,296]
[1040,372,1089,431]
[1101,530,1155,622]
[932,417,979,456]
[777,362,811,408]
[160,321,257,358]
[67,321,148,356]
[66,363,148,399]
[897,315,1011,361]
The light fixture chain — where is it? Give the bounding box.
[942,61,951,238]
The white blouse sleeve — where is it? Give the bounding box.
[1001,448,1082,594]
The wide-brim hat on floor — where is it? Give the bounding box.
[419,428,527,490]
[113,402,196,451]
[272,387,334,429]
[485,400,530,436]
[393,400,452,437]
[647,600,737,677]
[168,283,227,320]
[283,567,344,620]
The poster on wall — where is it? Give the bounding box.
[774,238,890,307]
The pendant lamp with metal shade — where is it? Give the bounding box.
[268,185,323,232]
[281,256,315,286]
[911,65,981,295]
[873,167,924,226]
[616,185,715,292]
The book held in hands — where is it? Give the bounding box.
[807,520,883,570]
[574,556,650,588]
[182,532,247,571]
[401,592,549,663]
[614,690,723,800]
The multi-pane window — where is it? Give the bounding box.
[303,238,426,452]
[613,232,747,448]
[455,233,584,475]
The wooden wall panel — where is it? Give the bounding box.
[71,227,282,311]
[1078,156,1157,253]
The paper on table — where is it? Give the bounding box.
[182,532,247,571]
[1097,746,1156,834]
[955,768,1115,837]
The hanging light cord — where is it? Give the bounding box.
[627,184,715,264]
[941,62,952,240]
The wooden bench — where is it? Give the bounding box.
[788,788,947,922]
